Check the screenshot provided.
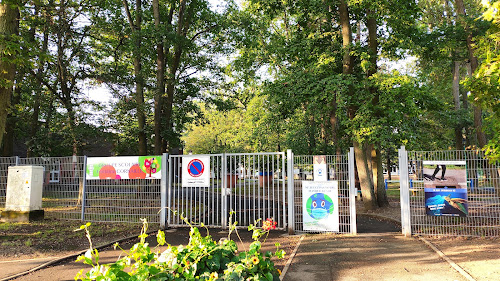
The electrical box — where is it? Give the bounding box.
[5,166,44,212]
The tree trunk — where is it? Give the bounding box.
[153,0,165,155]
[123,0,147,155]
[28,9,49,157]
[374,148,389,207]
[354,142,377,211]
[453,61,464,150]
[164,0,188,152]
[2,74,21,156]
[455,0,487,148]
[0,4,19,146]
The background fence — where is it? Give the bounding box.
[0,157,18,208]
[400,147,500,237]
[0,156,162,223]
[290,150,356,234]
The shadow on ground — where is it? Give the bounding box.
[356,215,400,233]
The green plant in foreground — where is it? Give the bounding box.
[74,214,285,281]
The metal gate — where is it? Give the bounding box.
[166,152,287,230]
[288,149,357,234]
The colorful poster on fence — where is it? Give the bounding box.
[302,181,339,232]
[86,156,162,180]
[423,161,467,189]
[182,156,210,187]
[425,188,468,217]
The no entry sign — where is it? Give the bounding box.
[187,159,205,177]
[182,156,210,187]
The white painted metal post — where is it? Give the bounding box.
[15,156,19,166]
[399,146,411,237]
[167,154,173,226]
[222,153,228,230]
[348,147,357,235]
[80,156,87,221]
[160,153,168,229]
[287,149,295,234]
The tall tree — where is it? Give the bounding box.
[123,0,147,155]
[455,0,487,148]
[0,2,19,146]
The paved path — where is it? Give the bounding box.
[283,233,468,281]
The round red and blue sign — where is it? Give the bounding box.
[187,159,205,177]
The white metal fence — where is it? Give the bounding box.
[0,150,355,234]
[289,149,357,234]
[167,152,287,230]
[0,156,18,208]
[17,156,85,220]
[399,146,500,237]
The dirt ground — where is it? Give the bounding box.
[0,219,155,261]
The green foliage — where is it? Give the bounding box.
[463,0,500,161]
[75,216,284,281]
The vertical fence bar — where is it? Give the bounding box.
[167,155,173,226]
[287,149,294,234]
[80,156,87,222]
[399,146,411,237]
[348,147,357,235]
[222,153,227,230]
[160,153,168,229]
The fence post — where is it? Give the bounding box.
[398,146,411,237]
[80,156,87,222]
[160,153,168,229]
[348,147,357,235]
[222,153,228,230]
[15,156,19,166]
[287,149,295,234]
[167,155,173,227]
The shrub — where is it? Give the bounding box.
[75,215,285,281]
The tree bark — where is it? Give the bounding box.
[0,4,19,146]
[2,75,21,156]
[124,0,147,155]
[27,5,49,157]
[455,0,487,148]
[153,0,165,155]
[452,61,464,150]
[164,0,189,152]
[374,148,389,207]
[354,142,377,210]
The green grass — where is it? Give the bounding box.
[386,188,400,198]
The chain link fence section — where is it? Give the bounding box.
[0,157,18,208]
[292,153,354,234]
[84,178,161,223]
[406,150,500,237]
[17,156,84,220]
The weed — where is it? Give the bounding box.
[24,239,33,247]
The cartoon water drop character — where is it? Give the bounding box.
[444,194,468,216]
[307,193,333,220]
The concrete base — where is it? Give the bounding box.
[0,210,45,222]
